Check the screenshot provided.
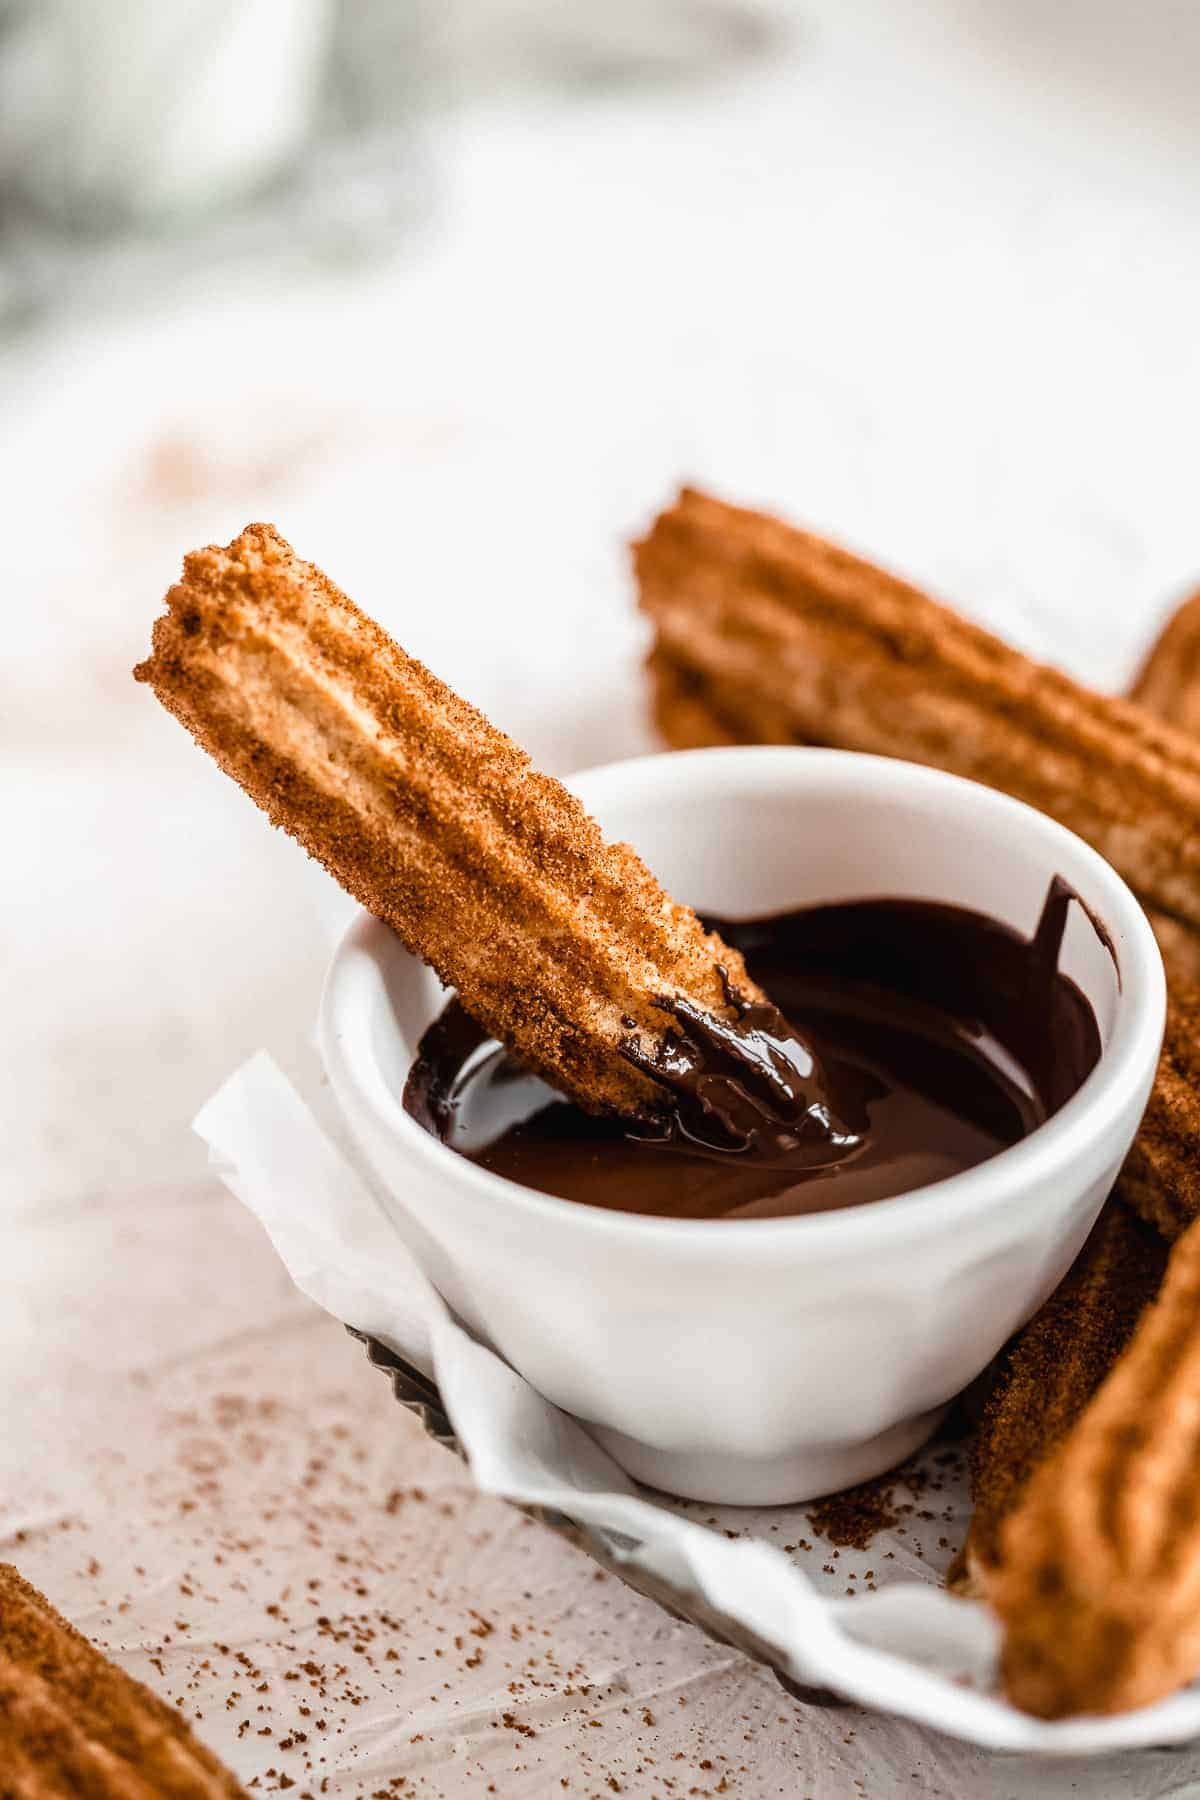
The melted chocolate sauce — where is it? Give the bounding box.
[404,888,1103,1221]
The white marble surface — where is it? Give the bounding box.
[4,2,1200,1790]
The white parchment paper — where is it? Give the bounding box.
[195,1053,1200,1757]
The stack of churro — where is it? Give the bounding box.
[639,485,1200,1716]
[0,1564,246,1796]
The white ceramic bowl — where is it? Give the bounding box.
[319,748,1165,1505]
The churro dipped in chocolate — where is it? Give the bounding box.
[0,1564,246,1797]
[992,1213,1200,1716]
[1132,586,1200,736]
[136,525,848,1150]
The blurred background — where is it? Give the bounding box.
[3,0,1198,1219]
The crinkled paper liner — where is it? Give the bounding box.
[195,1052,1200,1756]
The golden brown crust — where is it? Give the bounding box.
[1131,588,1200,735]
[135,525,766,1119]
[649,642,1200,991]
[0,1565,246,1797]
[637,488,1200,942]
[1121,983,1200,1242]
[955,1198,1167,1597]
[647,648,741,751]
[993,1214,1200,1716]
[1142,908,1200,989]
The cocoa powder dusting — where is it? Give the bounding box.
[805,1475,908,1552]
[805,1445,966,1556]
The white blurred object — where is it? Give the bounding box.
[437,0,788,90]
[0,0,428,325]
[3,0,335,227]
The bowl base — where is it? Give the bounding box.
[588,1405,948,1507]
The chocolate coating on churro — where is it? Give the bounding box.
[408,895,1101,1220]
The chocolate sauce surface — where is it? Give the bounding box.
[404,888,1103,1221]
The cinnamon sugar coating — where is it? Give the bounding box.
[638,488,1200,943]
[136,525,765,1119]
[1123,982,1200,1242]
[0,1564,246,1796]
[993,1213,1200,1716]
[652,631,1200,988]
[957,1198,1166,1596]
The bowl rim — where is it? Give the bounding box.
[318,746,1166,1253]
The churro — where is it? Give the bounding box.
[993,1212,1200,1715]
[136,526,842,1138]
[955,1197,1166,1595]
[647,646,741,750]
[1119,982,1200,1243]
[0,1564,245,1796]
[651,640,1200,989]
[638,488,1200,945]
[1131,586,1200,735]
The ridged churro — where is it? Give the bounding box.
[993,1212,1200,1716]
[1118,982,1200,1243]
[0,1564,246,1797]
[955,1198,1167,1596]
[136,525,841,1134]
[647,647,740,750]
[650,640,1200,989]
[1131,586,1200,735]
[638,488,1200,945]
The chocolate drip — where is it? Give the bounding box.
[404,887,1104,1222]
[619,974,862,1168]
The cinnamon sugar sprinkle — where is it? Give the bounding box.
[806,1447,965,1555]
